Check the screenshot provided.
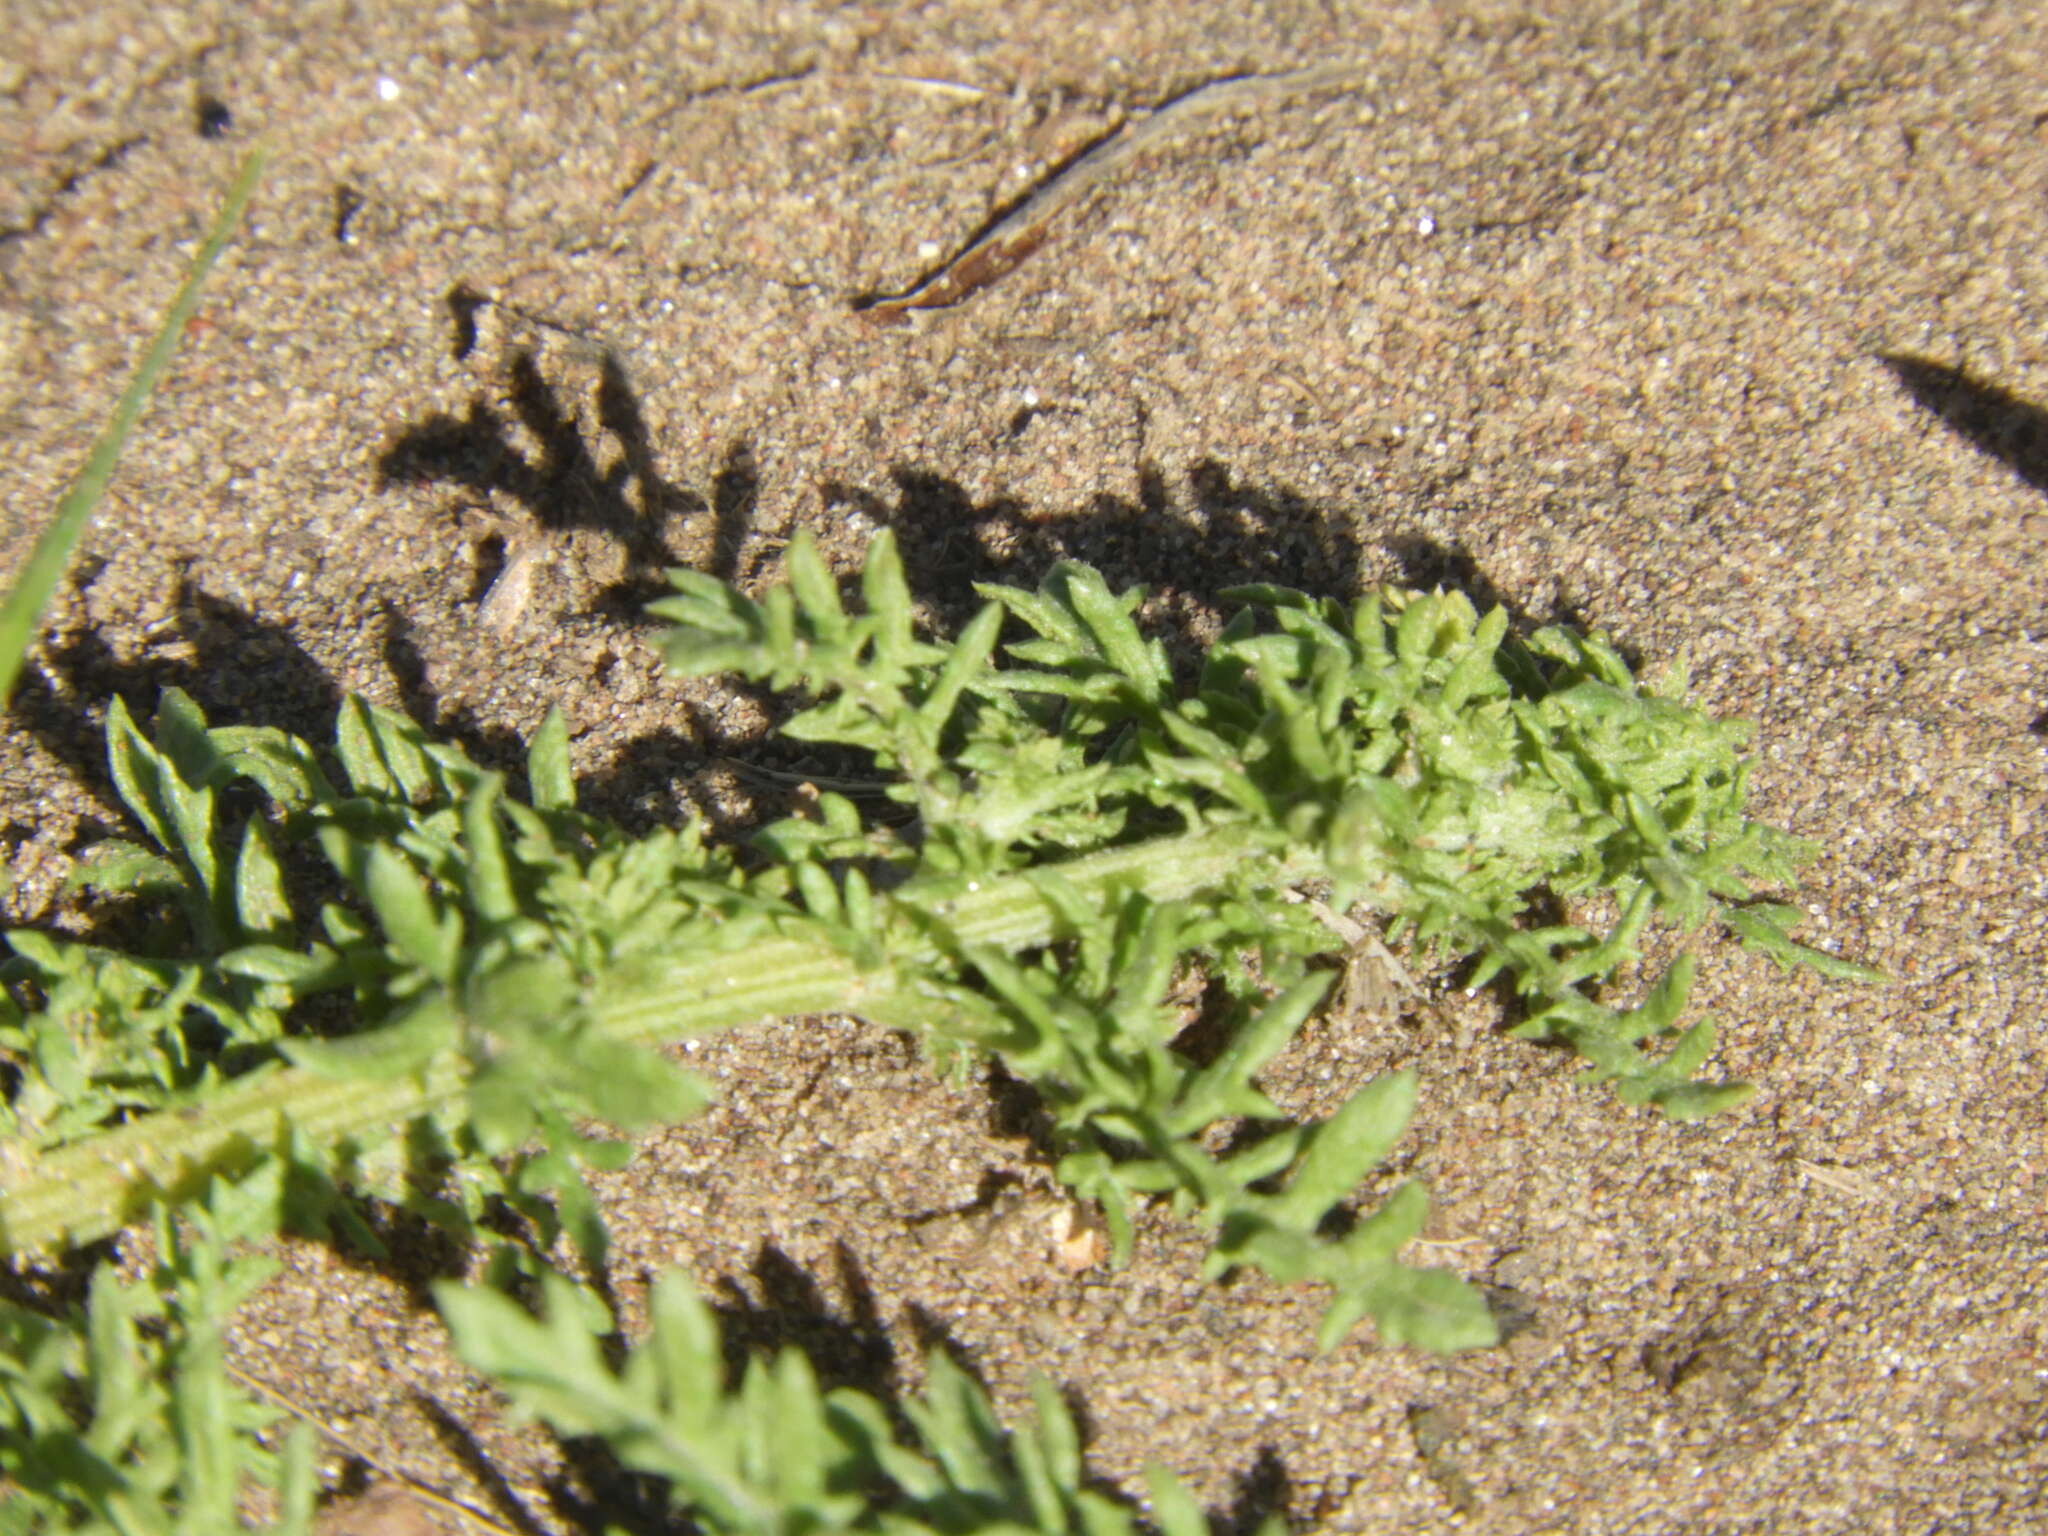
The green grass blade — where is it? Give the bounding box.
[0,147,265,701]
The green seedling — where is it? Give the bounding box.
[0,189,1876,1524]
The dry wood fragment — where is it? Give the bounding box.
[855,61,1370,325]
[229,1364,517,1536]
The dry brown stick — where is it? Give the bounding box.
[854,60,1371,326]
[226,1363,522,1536]
[631,66,993,132]
[712,755,899,797]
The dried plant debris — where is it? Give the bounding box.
[856,62,1370,324]
[1405,1404,1479,1514]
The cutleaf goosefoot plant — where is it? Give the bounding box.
[0,527,1874,1529]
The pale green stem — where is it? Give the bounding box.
[1,823,1327,1256]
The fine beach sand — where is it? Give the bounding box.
[2,3,2043,1530]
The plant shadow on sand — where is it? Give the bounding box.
[388,1239,1301,1535]
[1877,353,2048,734]
[1878,352,2048,498]
[9,341,1597,941]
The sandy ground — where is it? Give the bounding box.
[2,2,2044,1531]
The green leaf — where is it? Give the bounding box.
[908,1348,1014,1501]
[273,1422,320,1535]
[333,695,392,797]
[1611,952,1697,1043]
[278,995,459,1079]
[216,943,341,988]
[1059,563,1169,696]
[1440,603,1509,710]
[104,694,178,855]
[1175,970,1333,1129]
[151,687,225,792]
[232,818,296,945]
[1650,1079,1755,1119]
[461,775,519,926]
[1266,1070,1417,1231]
[1723,903,1887,982]
[1337,1263,1497,1354]
[216,725,327,812]
[1145,1464,1215,1536]
[523,1116,612,1273]
[62,841,185,899]
[360,842,462,982]
[467,1056,542,1153]
[334,696,438,802]
[554,1037,712,1131]
[918,599,1004,730]
[858,527,915,658]
[784,529,848,643]
[1027,1373,1083,1498]
[527,705,575,812]
[651,570,767,675]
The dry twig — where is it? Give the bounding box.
[856,61,1369,324]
